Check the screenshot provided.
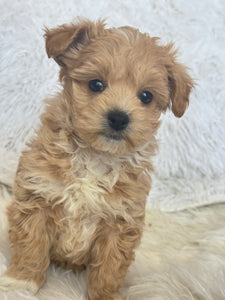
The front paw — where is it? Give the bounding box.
[88,291,125,300]
[0,275,39,293]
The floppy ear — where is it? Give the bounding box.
[166,47,194,117]
[44,19,105,67]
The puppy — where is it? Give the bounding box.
[0,19,193,299]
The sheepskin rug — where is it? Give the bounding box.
[1,184,225,300]
[1,0,225,299]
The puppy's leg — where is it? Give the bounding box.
[0,200,51,293]
[87,221,141,300]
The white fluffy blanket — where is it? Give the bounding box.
[0,0,225,211]
[1,185,225,299]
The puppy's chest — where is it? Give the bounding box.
[54,212,99,260]
[54,152,123,258]
[61,150,122,215]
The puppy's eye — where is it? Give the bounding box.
[139,91,153,104]
[88,79,104,92]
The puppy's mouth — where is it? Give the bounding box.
[100,132,123,141]
[97,109,131,144]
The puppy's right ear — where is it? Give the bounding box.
[44,19,105,67]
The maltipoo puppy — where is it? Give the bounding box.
[0,19,193,300]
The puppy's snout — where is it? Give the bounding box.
[107,110,129,131]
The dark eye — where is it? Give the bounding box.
[139,91,153,104]
[88,79,104,92]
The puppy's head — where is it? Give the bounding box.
[45,19,193,154]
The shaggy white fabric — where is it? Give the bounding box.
[0,0,225,211]
[1,184,225,299]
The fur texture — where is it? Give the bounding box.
[0,19,193,299]
[1,184,225,299]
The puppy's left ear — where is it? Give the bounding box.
[165,47,194,117]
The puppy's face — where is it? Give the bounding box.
[45,20,193,154]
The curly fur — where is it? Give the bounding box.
[0,19,193,299]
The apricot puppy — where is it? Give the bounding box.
[0,20,193,299]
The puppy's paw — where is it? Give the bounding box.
[88,291,125,300]
[0,275,39,293]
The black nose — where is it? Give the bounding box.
[107,110,129,131]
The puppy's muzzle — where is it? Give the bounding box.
[107,110,129,131]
